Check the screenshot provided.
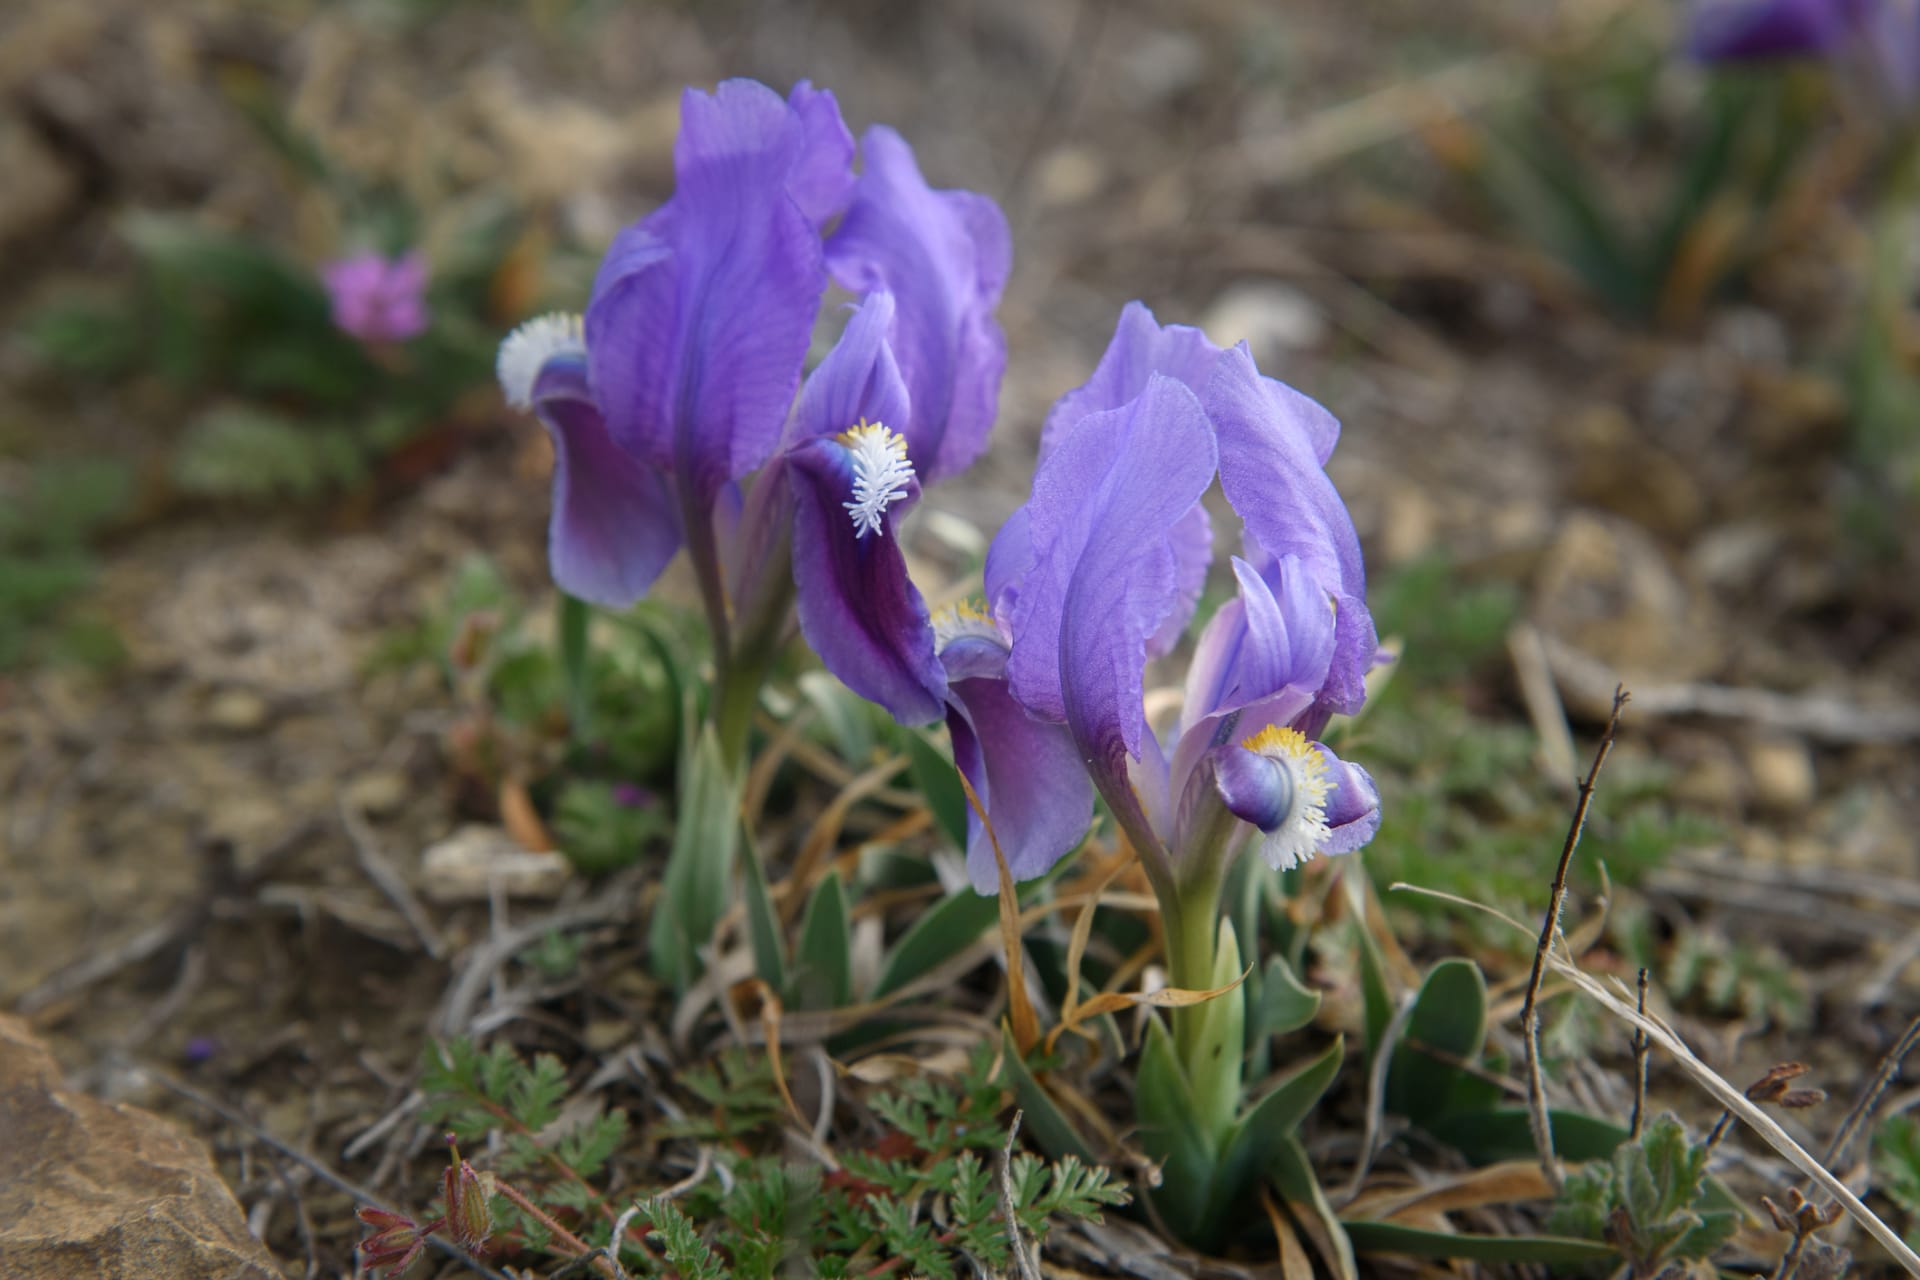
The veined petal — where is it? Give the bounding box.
[790,424,946,726]
[791,292,911,447]
[1005,374,1217,845]
[1179,554,1335,735]
[1205,345,1376,715]
[827,127,1011,484]
[586,79,828,508]
[938,633,1094,893]
[1147,502,1213,658]
[1038,301,1225,461]
[786,81,856,226]
[527,352,681,607]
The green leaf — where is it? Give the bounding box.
[740,828,787,993]
[1186,919,1246,1144]
[1341,1220,1618,1264]
[1352,916,1395,1062]
[903,727,968,850]
[1137,1016,1216,1239]
[1252,954,1322,1042]
[799,671,878,765]
[871,885,999,999]
[649,725,741,992]
[1386,958,1490,1124]
[998,1030,1095,1163]
[794,870,852,1009]
[1203,1036,1345,1246]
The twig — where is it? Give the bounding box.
[1521,687,1629,1193]
[999,1110,1040,1280]
[1812,1014,1920,1192]
[136,1066,513,1280]
[438,885,637,1035]
[1629,968,1651,1141]
[340,797,445,959]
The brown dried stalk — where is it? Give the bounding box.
[1521,686,1629,1193]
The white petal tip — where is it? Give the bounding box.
[497,312,586,410]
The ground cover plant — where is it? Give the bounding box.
[4,2,1920,1279]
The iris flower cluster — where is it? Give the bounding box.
[498,78,1009,760]
[499,80,1384,1091]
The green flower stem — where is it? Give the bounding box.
[1161,781,1249,1145]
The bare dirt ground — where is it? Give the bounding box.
[3,0,1918,1274]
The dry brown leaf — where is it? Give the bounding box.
[499,777,554,851]
[955,767,1042,1055]
[1261,1187,1316,1277]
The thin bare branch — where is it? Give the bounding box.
[1521,687,1629,1193]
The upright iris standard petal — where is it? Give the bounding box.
[1688,0,1872,60]
[938,618,1095,893]
[787,295,945,726]
[1003,375,1219,847]
[1211,727,1380,870]
[1037,302,1223,459]
[498,316,682,607]
[785,81,857,226]
[1204,346,1376,716]
[826,128,1012,484]
[587,79,833,507]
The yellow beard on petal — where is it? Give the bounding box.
[1240,723,1332,870]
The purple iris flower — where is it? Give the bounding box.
[322,251,430,344]
[804,302,1378,891]
[496,79,1010,619]
[987,304,1380,879]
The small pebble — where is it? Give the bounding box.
[205,689,270,734]
[1747,738,1816,813]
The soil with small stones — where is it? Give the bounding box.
[3,1,1918,1275]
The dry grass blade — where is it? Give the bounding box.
[1262,1187,1316,1276]
[781,754,908,922]
[1344,1160,1555,1223]
[1044,857,1131,1057]
[955,766,1041,1055]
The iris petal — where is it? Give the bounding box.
[586,79,829,509]
[529,355,681,607]
[827,128,1011,484]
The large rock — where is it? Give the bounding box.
[0,1014,277,1279]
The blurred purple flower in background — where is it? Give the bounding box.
[322,250,430,344]
[1687,0,1872,60]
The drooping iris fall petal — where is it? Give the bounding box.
[787,293,946,726]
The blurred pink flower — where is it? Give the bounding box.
[322,250,430,344]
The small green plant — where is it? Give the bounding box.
[390,1038,1128,1277]
[1875,1113,1920,1250]
[1549,1113,1740,1276]
[0,457,133,670]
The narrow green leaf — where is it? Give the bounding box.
[740,827,787,993]
[794,870,852,1009]
[1341,1220,1618,1264]
[1352,918,1395,1062]
[903,728,968,850]
[998,1029,1095,1163]
[1425,1107,1629,1166]
[871,886,999,999]
[1203,1036,1345,1246]
[1137,1016,1216,1239]
[648,725,740,992]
